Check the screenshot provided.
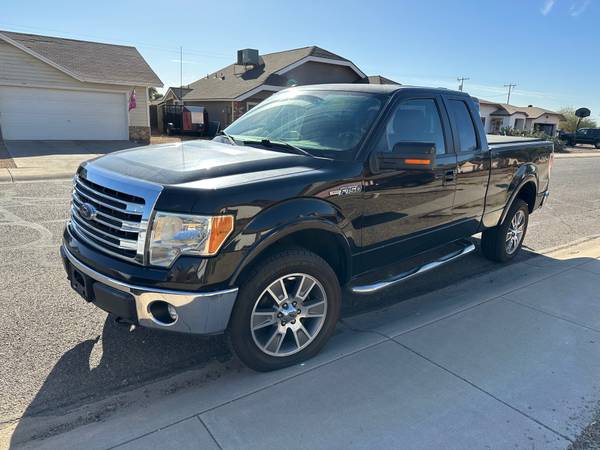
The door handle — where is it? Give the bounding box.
[444,169,456,184]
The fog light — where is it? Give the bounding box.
[148,301,178,325]
[167,304,178,321]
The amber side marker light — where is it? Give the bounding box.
[404,159,431,165]
[207,215,234,255]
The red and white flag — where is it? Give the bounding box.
[128,89,137,111]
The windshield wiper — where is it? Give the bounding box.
[244,139,312,157]
[217,130,238,146]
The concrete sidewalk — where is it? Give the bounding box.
[6,237,600,449]
[0,141,140,182]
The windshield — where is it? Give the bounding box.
[224,89,386,159]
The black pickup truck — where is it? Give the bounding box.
[61,84,553,371]
[560,128,600,148]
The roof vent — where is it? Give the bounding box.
[237,48,259,67]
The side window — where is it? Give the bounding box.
[375,99,446,155]
[447,99,478,152]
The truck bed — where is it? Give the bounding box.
[486,135,545,146]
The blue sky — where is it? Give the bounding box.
[2,0,598,120]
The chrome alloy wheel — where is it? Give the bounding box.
[250,273,328,357]
[506,210,525,255]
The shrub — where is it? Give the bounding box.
[499,127,566,152]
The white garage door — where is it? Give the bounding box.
[0,86,128,140]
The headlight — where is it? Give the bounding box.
[149,212,234,267]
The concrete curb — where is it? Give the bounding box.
[0,168,73,183]
[555,151,600,158]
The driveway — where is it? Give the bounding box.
[0,140,141,182]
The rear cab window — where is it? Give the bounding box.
[447,99,479,152]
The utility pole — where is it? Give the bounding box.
[504,83,517,104]
[180,46,183,102]
[457,76,470,92]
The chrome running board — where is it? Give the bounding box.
[350,242,476,295]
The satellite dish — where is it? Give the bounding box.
[575,107,591,118]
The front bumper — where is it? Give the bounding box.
[61,245,238,335]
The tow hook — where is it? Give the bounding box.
[114,316,137,331]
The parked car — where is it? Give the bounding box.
[61,84,553,371]
[560,128,600,148]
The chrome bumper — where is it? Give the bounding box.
[63,246,238,335]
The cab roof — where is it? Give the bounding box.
[287,83,468,97]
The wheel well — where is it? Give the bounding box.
[516,181,536,213]
[236,229,351,286]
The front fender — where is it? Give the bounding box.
[229,197,351,285]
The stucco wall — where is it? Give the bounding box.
[284,61,361,85]
[0,40,149,128]
[478,104,498,133]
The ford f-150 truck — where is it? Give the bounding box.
[61,84,553,371]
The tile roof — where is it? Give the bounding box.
[361,75,401,85]
[183,46,359,101]
[166,86,193,99]
[480,99,563,119]
[0,30,163,87]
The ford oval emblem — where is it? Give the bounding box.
[79,203,97,221]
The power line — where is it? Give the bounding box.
[504,83,517,104]
[457,76,469,91]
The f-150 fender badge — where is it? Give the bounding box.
[329,183,362,197]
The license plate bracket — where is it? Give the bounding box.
[70,265,93,302]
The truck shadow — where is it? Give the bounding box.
[8,319,229,447]
[8,244,585,448]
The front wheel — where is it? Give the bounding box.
[481,199,529,262]
[595,141,600,149]
[229,248,341,371]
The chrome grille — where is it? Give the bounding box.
[68,166,162,264]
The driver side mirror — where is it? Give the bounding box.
[372,142,437,172]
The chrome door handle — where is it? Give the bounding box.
[444,169,456,183]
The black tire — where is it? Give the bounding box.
[481,199,529,262]
[595,141,600,149]
[228,248,341,372]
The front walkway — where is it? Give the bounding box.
[8,237,600,449]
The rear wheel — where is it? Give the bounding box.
[481,199,529,262]
[229,248,341,371]
[595,141,600,149]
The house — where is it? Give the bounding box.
[478,99,564,136]
[360,75,400,85]
[157,46,398,131]
[0,30,162,143]
[160,86,193,105]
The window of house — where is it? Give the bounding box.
[375,98,446,155]
[447,100,478,152]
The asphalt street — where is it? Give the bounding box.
[1,156,599,429]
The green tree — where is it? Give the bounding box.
[558,107,597,132]
[148,87,164,101]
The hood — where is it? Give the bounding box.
[86,139,318,185]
